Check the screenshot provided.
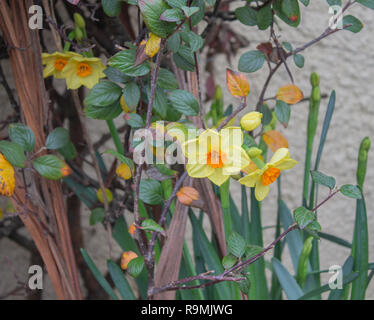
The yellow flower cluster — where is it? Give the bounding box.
[42,52,106,89]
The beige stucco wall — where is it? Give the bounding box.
[0,1,372,299]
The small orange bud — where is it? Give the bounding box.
[116,163,132,180]
[121,251,138,270]
[61,164,72,177]
[128,223,136,236]
[276,85,304,104]
[176,186,199,205]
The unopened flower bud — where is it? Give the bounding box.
[246,147,262,158]
[310,72,320,87]
[74,13,86,29]
[240,112,262,131]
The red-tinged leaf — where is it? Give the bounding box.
[263,130,289,152]
[226,68,250,98]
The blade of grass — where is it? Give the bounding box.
[317,231,352,249]
[80,249,118,300]
[107,259,135,300]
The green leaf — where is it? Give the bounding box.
[58,141,77,161]
[300,0,310,6]
[282,41,293,52]
[222,254,237,269]
[81,249,119,300]
[103,149,134,172]
[109,49,151,77]
[227,232,246,258]
[141,219,164,233]
[340,184,362,199]
[181,30,204,52]
[165,0,187,8]
[173,46,195,71]
[0,141,26,168]
[181,6,199,18]
[139,179,163,205]
[317,231,352,248]
[294,206,316,230]
[107,259,135,300]
[272,257,304,300]
[90,207,105,226]
[190,0,205,26]
[157,68,179,90]
[238,50,266,73]
[32,155,67,180]
[168,89,199,116]
[235,6,257,26]
[356,0,374,9]
[123,82,140,109]
[245,245,263,259]
[85,101,122,120]
[257,4,273,30]
[293,54,305,68]
[138,0,176,38]
[167,32,181,53]
[45,127,69,150]
[310,170,336,189]
[102,0,122,17]
[275,100,291,127]
[260,104,272,126]
[104,67,131,83]
[127,256,145,278]
[146,86,168,118]
[84,81,122,107]
[160,8,184,22]
[327,0,342,6]
[273,0,301,27]
[238,275,251,295]
[343,15,363,33]
[126,113,145,128]
[9,123,35,152]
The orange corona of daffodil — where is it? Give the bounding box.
[62,56,106,89]
[239,148,297,201]
[0,153,15,197]
[42,51,81,79]
[182,127,250,186]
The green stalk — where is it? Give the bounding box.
[106,120,125,155]
[220,179,232,240]
[302,72,321,207]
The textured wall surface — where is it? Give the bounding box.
[0,2,373,299]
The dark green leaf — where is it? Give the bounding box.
[165,0,186,8]
[310,170,336,189]
[126,113,145,128]
[222,254,237,269]
[109,49,150,77]
[84,81,122,107]
[160,8,184,22]
[260,104,272,126]
[275,100,291,127]
[102,0,122,17]
[294,206,316,229]
[138,0,176,38]
[123,82,140,109]
[81,249,119,300]
[103,149,134,172]
[257,4,273,30]
[173,46,195,71]
[340,184,362,199]
[356,0,374,9]
[227,232,246,258]
[46,127,70,150]
[58,141,77,161]
[104,67,131,83]
[235,6,257,26]
[32,155,66,180]
[85,101,122,120]
[167,32,181,53]
[107,259,135,300]
[293,54,305,68]
[168,89,199,116]
[139,179,163,205]
[127,256,145,278]
[343,15,363,33]
[181,6,199,18]
[238,50,266,73]
[0,141,26,168]
[157,68,179,90]
[141,219,164,233]
[9,123,35,152]
[90,208,105,226]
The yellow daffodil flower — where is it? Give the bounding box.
[239,148,297,201]
[42,51,81,79]
[62,56,106,89]
[182,127,250,186]
[0,153,15,197]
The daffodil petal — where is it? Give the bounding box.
[43,63,55,78]
[269,148,290,166]
[255,180,270,201]
[186,163,214,178]
[276,159,298,171]
[198,129,220,151]
[226,146,251,171]
[239,170,261,188]
[207,167,230,186]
